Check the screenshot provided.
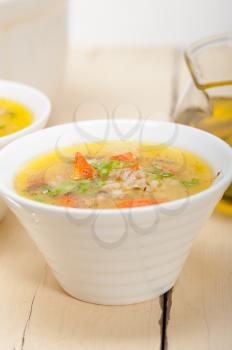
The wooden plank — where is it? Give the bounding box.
[168,213,232,350]
[168,51,232,350]
[0,48,176,350]
[0,212,45,350]
[24,270,161,350]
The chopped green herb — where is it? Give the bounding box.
[92,160,133,177]
[110,160,121,168]
[50,180,92,196]
[152,174,161,181]
[150,166,163,175]
[53,180,80,196]
[78,180,91,193]
[40,184,52,194]
[33,195,46,202]
[150,166,174,180]
[181,178,199,188]
[29,178,106,198]
[92,161,109,177]
[122,161,134,167]
[23,191,45,202]
[94,179,106,188]
[162,172,173,177]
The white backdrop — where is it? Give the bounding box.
[69,0,232,47]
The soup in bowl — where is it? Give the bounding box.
[0,80,51,220]
[0,119,231,305]
[15,141,213,209]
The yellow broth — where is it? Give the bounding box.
[0,98,33,137]
[15,141,213,209]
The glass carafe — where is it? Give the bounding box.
[174,33,232,215]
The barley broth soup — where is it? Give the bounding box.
[15,141,213,209]
[0,98,33,137]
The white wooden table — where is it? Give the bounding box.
[0,48,232,350]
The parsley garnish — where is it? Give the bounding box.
[92,160,134,177]
[181,178,199,188]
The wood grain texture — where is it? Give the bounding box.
[168,213,232,350]
[0,212,45,350]
[0,48,176,350]
[23,270,161,350]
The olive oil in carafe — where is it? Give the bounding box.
[174,33,232,213]
[176,96,232,205]
[177,97,232,146]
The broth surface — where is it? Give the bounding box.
[0,98,33,137]
[15,141,213,209]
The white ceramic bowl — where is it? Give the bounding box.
[0,79,51,220]
[0,119,231,305]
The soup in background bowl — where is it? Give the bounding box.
[0,98,33,137]
[0,119,231,305]
[0,80,51,221]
